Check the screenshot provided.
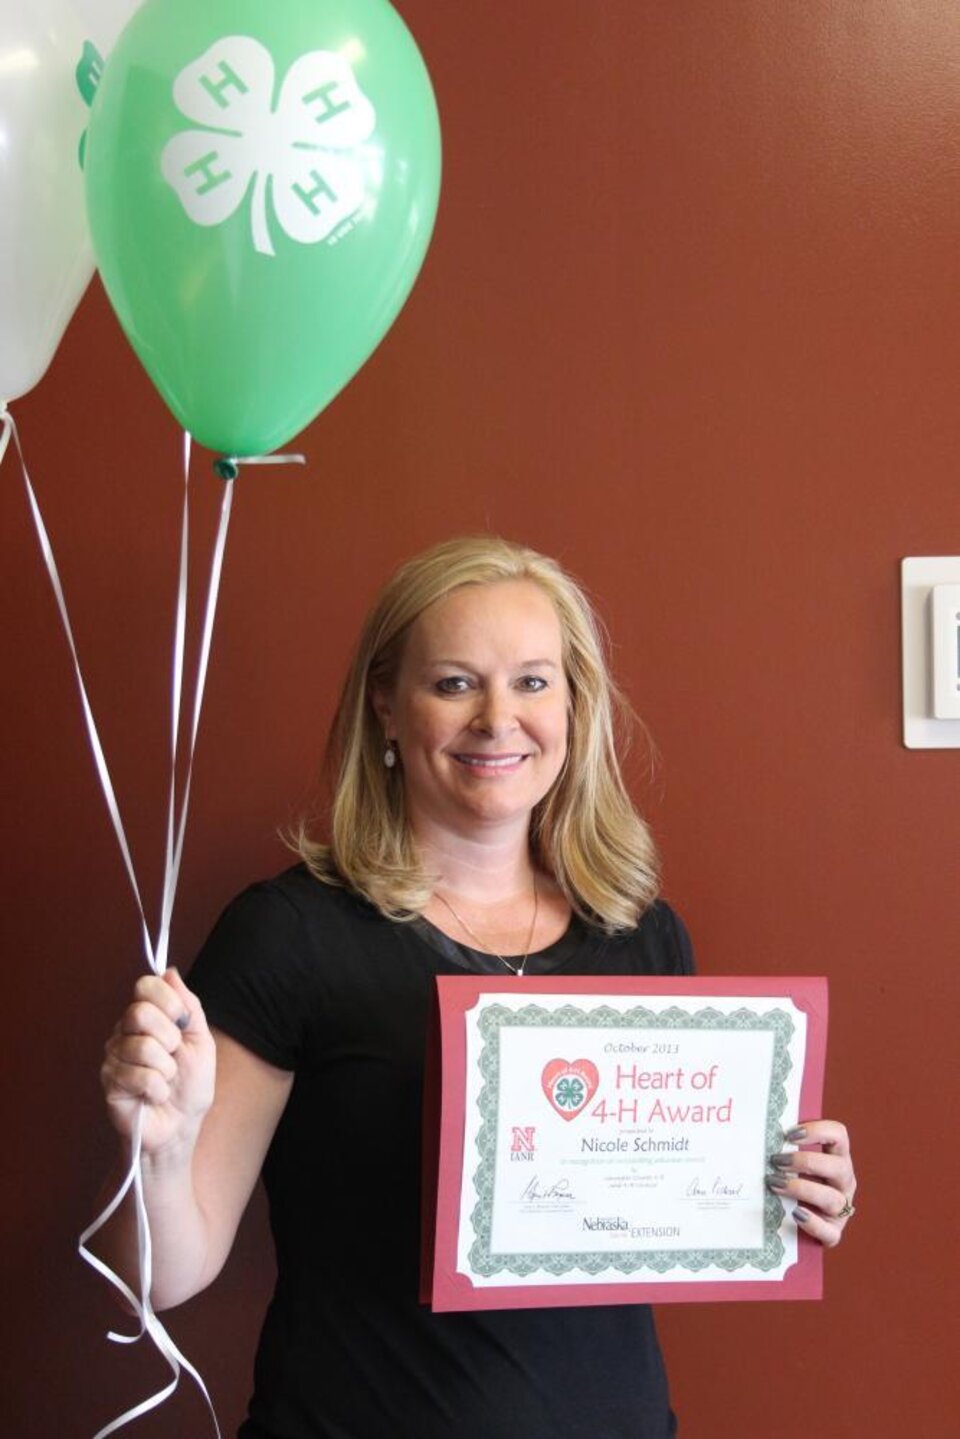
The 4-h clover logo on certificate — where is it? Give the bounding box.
[161,36,377,258]
[541,1058,600,1121]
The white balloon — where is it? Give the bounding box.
[0,0,95,404]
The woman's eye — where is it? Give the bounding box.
[435,676,471,694]
[516,675,548,692]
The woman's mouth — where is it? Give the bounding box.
[453,753,529,772]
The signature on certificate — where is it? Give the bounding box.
[519,1175,577,1202]
[685,1176,745,1198]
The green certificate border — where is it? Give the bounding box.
[467,1001,795,1279]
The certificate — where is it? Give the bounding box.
[421,976,827,1311]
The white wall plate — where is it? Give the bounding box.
[901,557,960,749]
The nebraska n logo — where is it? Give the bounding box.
[510,1126,536,1154]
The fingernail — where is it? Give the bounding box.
[765,1175,790,1193]
[769,1152,794,1169]
[793,1206,812,1225]
[175,1013,190,1031]
[785,1126,807,1142]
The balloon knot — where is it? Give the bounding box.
[212,452,306,481]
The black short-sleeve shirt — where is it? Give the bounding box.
[189,865,694,1439]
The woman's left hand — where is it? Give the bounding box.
[767,1119,857,1248]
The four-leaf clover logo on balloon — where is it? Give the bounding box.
[161,36,377,258]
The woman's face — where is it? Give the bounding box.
[375,579,570,841]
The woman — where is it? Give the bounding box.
[100,536,856,1439]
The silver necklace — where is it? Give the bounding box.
[433,877,539,976]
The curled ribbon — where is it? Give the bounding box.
[78,1108,222,1438]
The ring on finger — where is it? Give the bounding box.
[837,1196,856,1220]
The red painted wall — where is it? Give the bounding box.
[3,3,957,1433]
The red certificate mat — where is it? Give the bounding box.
[421,975,827,1312]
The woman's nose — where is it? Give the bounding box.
[469,686,517,738]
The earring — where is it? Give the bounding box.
[384,741,397,769]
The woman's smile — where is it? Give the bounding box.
[451,751,532,773]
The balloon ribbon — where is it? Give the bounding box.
[1,411,230,1436]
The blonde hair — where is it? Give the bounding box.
[297,536,659,931]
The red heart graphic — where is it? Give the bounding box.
[541,1058,600,1121]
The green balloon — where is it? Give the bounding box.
[84,0,441,455]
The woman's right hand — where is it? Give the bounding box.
[101,968,216,1157]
